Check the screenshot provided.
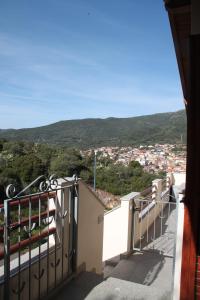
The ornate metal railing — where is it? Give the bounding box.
[132,188,177,258]
[0,175,78,300]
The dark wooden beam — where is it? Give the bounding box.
[180,34,200,300]
[165,4,191,101]
[164,0,190,9]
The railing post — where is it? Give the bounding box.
[152,179,164,228]
[69,179,79,274]
[152,179,162,202]
[167,173,175,187]
[166,176,171,189]
[167,173,175,202]
[131,199,140,251]
[4,199,10,300]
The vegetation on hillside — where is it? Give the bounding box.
[0,140,163,201]
[0,110,186,148]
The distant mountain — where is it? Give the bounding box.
[0,110,186,148]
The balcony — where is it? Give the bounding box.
[0,173,185,300]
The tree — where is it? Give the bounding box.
[50,148,86,177]
[12,154,46,184]
[3,141,25,156]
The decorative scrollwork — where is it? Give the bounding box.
[12,281,26,295]
[62,210,68,219]
[6,184,17,198]
[51,258,60,268]
[42,216,54,226]
[4,173,69,200]
[49,174,58,190]
[65,249,75,259]
[39,180,49,192]
[39,174,58,192]
[34,269,45,281]
[5,174,61,200]
[23,223,36,234]
[59,210,68,219]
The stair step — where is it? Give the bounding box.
[103,265,114,279]
[104,254,120,267]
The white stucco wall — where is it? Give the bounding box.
[173,172,186,187]
[76,181,104,274]
[103,192,139,261]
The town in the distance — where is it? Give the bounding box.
[83,143,186,174]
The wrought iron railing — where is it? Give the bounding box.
[0,175,78,300]
[132,188,177,258]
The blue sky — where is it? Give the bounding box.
[0,0,184,129]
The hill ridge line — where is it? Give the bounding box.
[0,109,186,148]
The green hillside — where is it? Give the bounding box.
[0,110,186,148]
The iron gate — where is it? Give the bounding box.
[0,175,78,300]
